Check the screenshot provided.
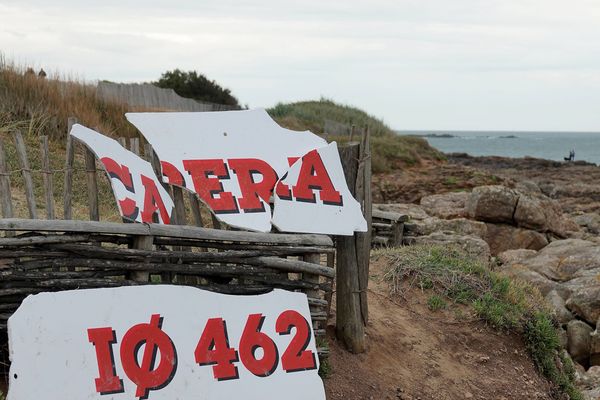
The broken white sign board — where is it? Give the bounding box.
[70,125,174,224]
[126,109,366,234]
[8,286,325,400]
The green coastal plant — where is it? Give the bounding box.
[376,245,582,399]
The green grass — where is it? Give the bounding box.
[268,98,445,173]
[427,295,447,311]
[375,245,582,399]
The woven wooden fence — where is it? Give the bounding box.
[0,118,373,381]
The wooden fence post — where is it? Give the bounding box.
[355,128,372,324]
[84,147,100,221]
[40,136,55,219]
[13,130,37,219]
[0,137,13,219]
[63,117,77,219]
[335,142,366,353]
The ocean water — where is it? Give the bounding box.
[397,131,600,165]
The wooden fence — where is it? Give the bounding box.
[0,119,373,369]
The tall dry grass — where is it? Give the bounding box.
[0,55,137,141]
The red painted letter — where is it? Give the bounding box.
[100,157,139,220]
[229,158,278,213]
[140,175,171,224]
[292,150,343,206]
[88,327,124,395]
[183,159,239,214]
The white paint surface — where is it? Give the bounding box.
[7,286,325,400]
[273,143,367,234]
[70,125,174,224]
[126,109,366,234]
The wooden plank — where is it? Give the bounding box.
[84,147,100,221]
[189,193,204,227]
[171,186,187,226]
[129,137,140,155]
[372,209,408,222]
[0,136,14,219]
[0,218,334,246]
[335,143,365,353]
[63,117,77,219]
[0,234,90,246]
[391,222,404,247]
[13,130,37,219]
[303,253,324,330]
[355,127,372,324]
[40,135,55,219]
[130,235,153,282]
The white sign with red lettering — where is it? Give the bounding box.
[7,287,325,400]
[125,109,367,234]
[70,125,174,224]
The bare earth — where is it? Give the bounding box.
[324,257,557,400]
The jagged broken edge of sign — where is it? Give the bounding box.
[125,109,367,235]
[70,109,366,235]
[69,124,175,224]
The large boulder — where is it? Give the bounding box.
[496,249,538,265]
[466,186,519,224]
[406,217,487,238]
[420,192,468,219]
[567,286,600,326]
[465,185,579,238]
[484,223,548,256]
[545,290,574,324]
[574,213,600,234]
[567,320,593,365]
[409,232,490,263]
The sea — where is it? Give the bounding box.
[396,131,600,165]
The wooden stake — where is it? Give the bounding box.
[0,137,14,219]
[63,117,77,220]
[13,130,37,219]
[40,136,55,219]
[84,148,99,221]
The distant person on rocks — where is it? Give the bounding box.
[564,149,575,162]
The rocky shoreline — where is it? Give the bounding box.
[374,154,600,399]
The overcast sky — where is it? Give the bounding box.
[1,0,600,131]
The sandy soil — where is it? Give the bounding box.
[323,258,558,400]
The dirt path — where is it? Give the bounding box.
[324,258,557,400]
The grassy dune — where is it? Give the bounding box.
[268,99,445,173]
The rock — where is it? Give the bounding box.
[513,195,547,232]
[567,286,600,326]
[582,387,600,400]
[574,213,600,234]
[496,249,538,265]
[410,232,491,263]
[514,192,578,237]
[558,327,568,349]
[545,290,574,324]
[419,192,468,219]
[591,326,600,366]
[515,180,542,195]
[466,185,519,224]
[567,320,593,365]
[407,217,487,238]
[579,366,600,390]
[484,224,548,256]
[373,203,429,220]
[497,265,558,296]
